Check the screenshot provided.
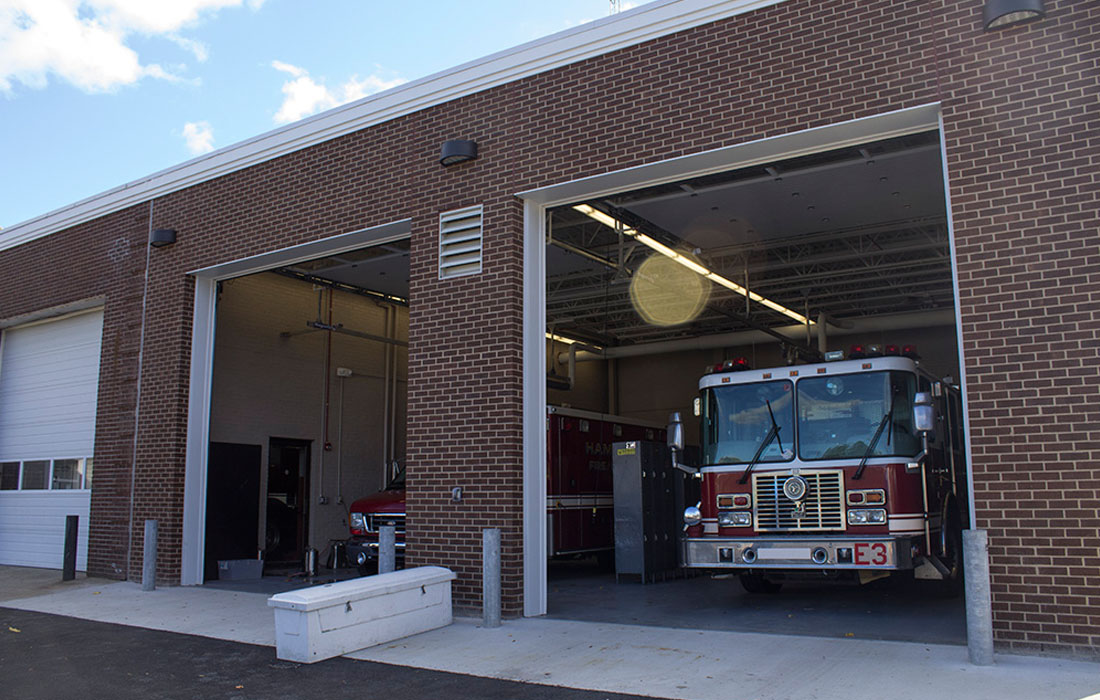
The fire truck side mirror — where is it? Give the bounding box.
[914,392,936,434]
[667,412,685,452]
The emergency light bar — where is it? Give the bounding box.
[849,344,920,360]
[704,357,751,374]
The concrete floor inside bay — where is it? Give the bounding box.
[546,559,966,645]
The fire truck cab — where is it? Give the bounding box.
[670,346,967,593]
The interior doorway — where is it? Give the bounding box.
[265,437,311,567]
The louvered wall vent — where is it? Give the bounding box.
[439,205,483,279]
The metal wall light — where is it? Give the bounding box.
[150,228,177,248]
[984,0,1045,30]
[439,139,478,166]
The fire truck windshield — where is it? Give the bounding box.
[797,371,921,460]
[702,380,795,466]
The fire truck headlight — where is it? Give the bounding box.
[847,509,887,525]
[718,511,752,527]
[683,506,702,526]
[350,512,365,529]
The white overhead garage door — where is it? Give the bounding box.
[0,309,103,570]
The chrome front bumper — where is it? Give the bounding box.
[346,538,406,564]
[681,535,914,570]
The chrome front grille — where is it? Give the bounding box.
[366,513,406,534]
[753,471,844,531]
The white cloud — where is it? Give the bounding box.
[0,0,264,94]
[182,120,214,154]
[272,60,405,125]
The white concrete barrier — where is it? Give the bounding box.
[268,566,456,663]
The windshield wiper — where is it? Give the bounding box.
[854,393,896,481]
[740,399,781,485]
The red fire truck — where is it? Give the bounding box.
[668,345,967,593]
[347,406,664,573]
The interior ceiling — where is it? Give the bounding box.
[547,130,953,349]
[273,239,411,302]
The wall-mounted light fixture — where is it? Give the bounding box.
[984,0,1045,30]
[150,228,177,248]
[440,139,478,166]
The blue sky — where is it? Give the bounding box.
[0,1,639,230]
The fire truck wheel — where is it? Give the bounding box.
[739,573,782,594]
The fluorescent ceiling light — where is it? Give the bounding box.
[546,332,600,348]
[572,204,813,325]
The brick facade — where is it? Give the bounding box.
[0,0,1095,654]
[935,0,1099,656]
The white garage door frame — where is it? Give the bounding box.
[517,102,974,617]
[0,307,104,571]
[180,219,412,585]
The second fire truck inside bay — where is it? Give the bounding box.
[668,345,968,593]
[346,406,664,573]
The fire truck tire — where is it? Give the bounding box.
[739,573,782,594]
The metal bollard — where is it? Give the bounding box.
[379,525,396,574]
[964,529,995,666]
[142,519,158,591]
[482,528,501,628]
[62,515,78,581]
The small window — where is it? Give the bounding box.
[21,460,49,490]
[0,462,19,490]
[51,459,84,490]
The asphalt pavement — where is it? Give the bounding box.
[0,607,653,700]
[2,567,1098,700]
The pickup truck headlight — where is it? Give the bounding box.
[350,512,365,529]
[718,511,752,527]
[847,508,887,525]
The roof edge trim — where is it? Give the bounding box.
[0,0,787,253]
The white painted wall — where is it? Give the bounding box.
[209,273,407,554]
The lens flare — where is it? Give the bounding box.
[629,253,710,327]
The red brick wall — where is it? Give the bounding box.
[1,0,1095,654]
[935,0,1100,656]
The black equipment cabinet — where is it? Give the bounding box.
[612,440,699,583]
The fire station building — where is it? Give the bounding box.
[0,0,1096,657]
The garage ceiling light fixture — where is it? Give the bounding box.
[983,0,1045,29]
[546,331,600,349]
[572,204,813,326]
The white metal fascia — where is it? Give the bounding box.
[0,0,788,254]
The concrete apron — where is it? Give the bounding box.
[2,573,1098,700]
